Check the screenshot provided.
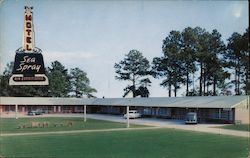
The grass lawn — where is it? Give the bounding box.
[0,128,248,158]
[0,117,143,133]
[218,124,250,132]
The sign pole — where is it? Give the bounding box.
[127,106,130,128]
[84,105,87,122]
[15,104,18,119]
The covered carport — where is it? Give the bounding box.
[87,96,249,124]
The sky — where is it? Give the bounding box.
[0,0,249,98]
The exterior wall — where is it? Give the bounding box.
[74,106,84,113]
[197,108,234,123]
[18,105,27,114]
[100,106,124,114]
[1,105,15,113]
[61,106,72,113]
[235,98,249,124]
[0,105,86,114]
[0,105,15,116]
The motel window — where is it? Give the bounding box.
[76,106,83,110]
[221,111,229,120]
[5,106,15,112]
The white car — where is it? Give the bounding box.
[185,112,197,124]
[124,110,141,119]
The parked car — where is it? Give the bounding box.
[124,110,141,119]
[185,112,197,124]
[27,110,43,116]
[28,111,36,116]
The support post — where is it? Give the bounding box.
[219,108,221,119]
[84,105,87,122]
[58,106,61,113]
[22,106,25,113]
[126,106,130,128]
[15,104,18,119]
[53,106,56,113]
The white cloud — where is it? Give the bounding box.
[43,50,98,65]
[232,3,242,18]
[0,0,4,6]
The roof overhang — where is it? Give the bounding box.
[0,96,248,109]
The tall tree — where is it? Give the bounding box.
[153,27,232,96]
[114,49,151,98]
[195,27,210,96]
[70,67,97,98]
[226,31,248,95]
[139,78,151,96]
[241,28,249,95]
[152,31,184,97]
[205,29,230,96]
[181,27,198,96]
[0,62,13,96]
[152,57,172,97]
[47,61,71,97]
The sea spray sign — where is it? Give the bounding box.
[11,53,47,82]
[9,6,48,85]
[16,55,42,73]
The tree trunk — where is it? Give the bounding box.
[186,68,189,96]
[235,67,238,95]
[246,66,249,95]
[203,68,206,96]
[192,73,195,92]
[132,75,136,98]
[174,84,177,97]
[213,76,216,96]
[199,62,203,96]
[237,61,241,95]
[238,73,240,95]
[168,82,171,97]
[206,81,209,95]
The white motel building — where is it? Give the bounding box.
[0,96,249,124]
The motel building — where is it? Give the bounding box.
[0,96,249,124]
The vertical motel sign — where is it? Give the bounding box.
[9,6,48,85]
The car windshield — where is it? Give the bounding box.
[187,114,195,120]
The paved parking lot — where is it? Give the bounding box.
[86,114,249,138]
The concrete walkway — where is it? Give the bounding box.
[0,127,162,137]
